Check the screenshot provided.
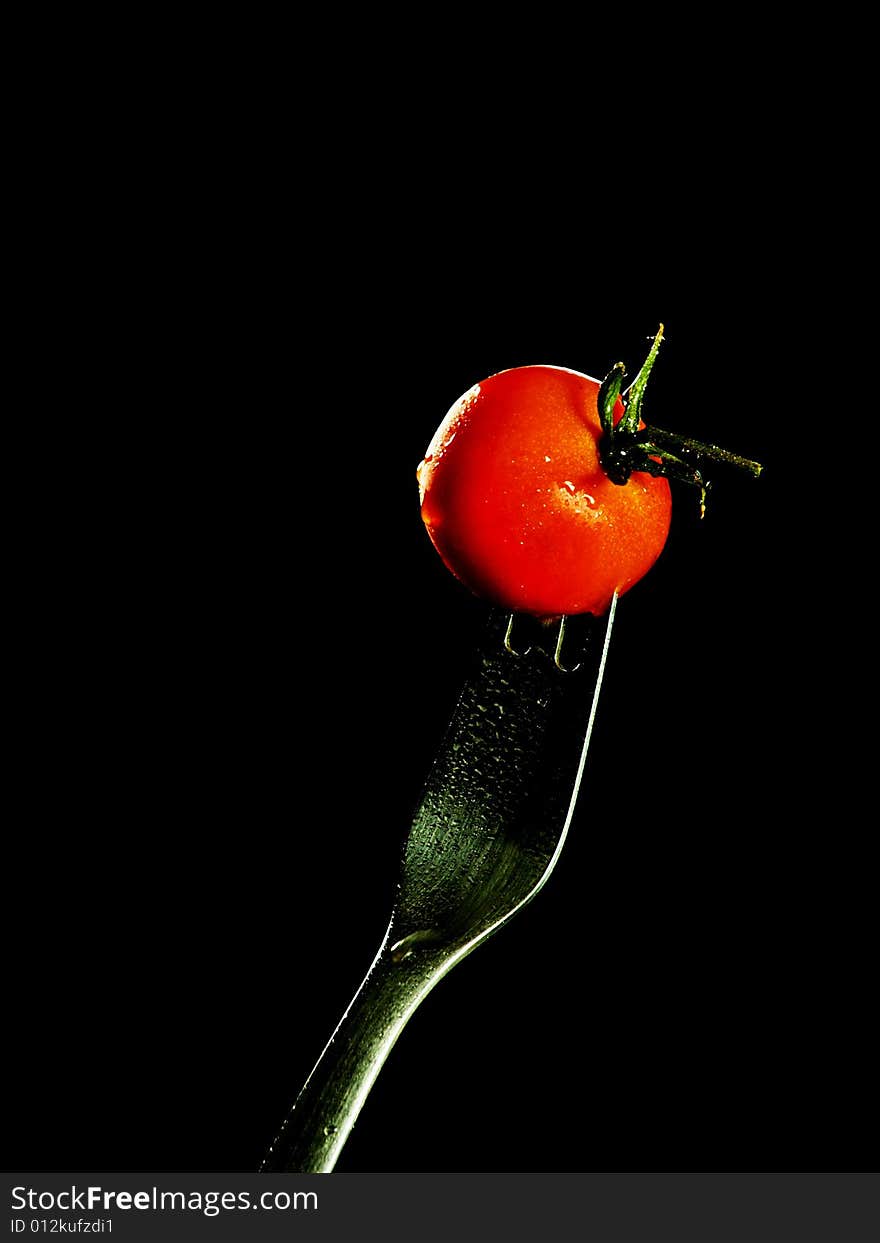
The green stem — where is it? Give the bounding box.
[618,323,665,435]
[597,325,764,511]
[597,361,626,438]
[637,424,763,478]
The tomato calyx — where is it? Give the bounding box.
[598,325,763,517]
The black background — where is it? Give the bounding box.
[6,42,874,1178]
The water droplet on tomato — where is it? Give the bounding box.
[563,480,576,494]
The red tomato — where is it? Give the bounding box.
[417,365,672,618]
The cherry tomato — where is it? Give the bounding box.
[417,365,672,619]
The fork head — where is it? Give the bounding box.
[388,598,617,964]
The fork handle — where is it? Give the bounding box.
[259,933,450,1172]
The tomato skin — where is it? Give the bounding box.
[417,365,672,618]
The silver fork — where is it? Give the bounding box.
[260,594,618,1173]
